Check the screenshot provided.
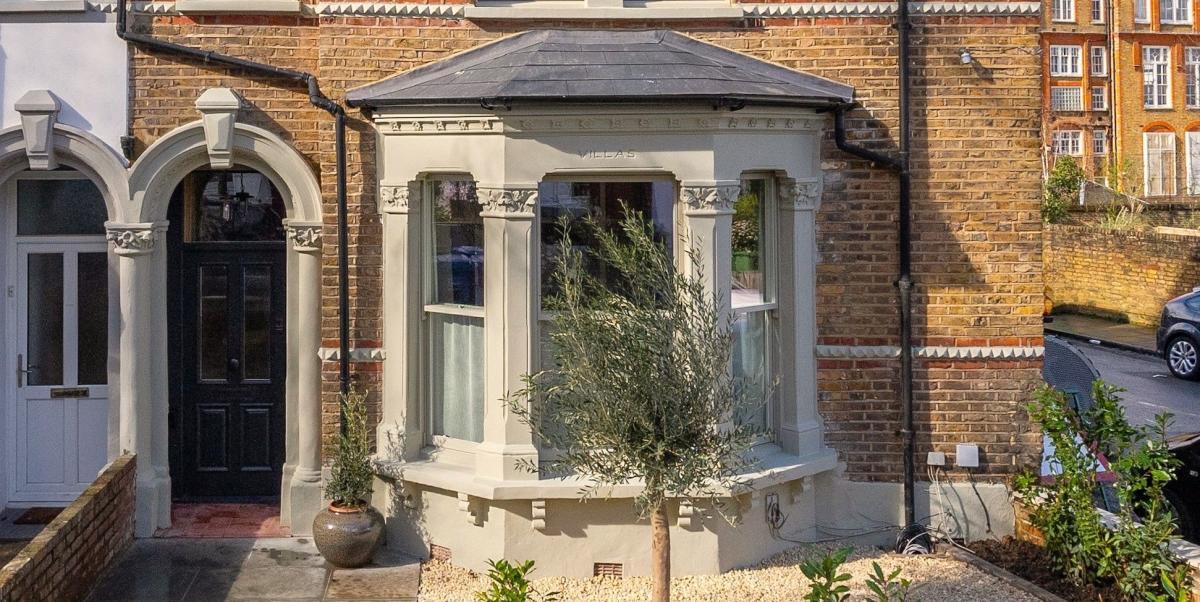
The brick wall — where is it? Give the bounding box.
[0,454,136,602]
[1045,223,1200,325]
[130,9,1045,480]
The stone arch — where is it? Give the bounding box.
[0,123,129,222]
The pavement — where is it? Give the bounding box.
[1044,313,1158,355]
[85,537,419,602]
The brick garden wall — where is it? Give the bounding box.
[0,454,136,602]
[129,8,1045,481]
[1045,223,1200,326]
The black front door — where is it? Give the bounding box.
[168,169,289,500]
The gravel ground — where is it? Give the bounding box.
[420,544,1042,601]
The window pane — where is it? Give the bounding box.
[538,180,674,306]
[431,314,484,442]
[17,179,107,236]
[243,265,271,380]
[187,170,285,242]
[733,179,768,307]
[27,253,63,386]
[199,265,228,381]
[733,311,768,432]
[77,253,108,385]
[431,180,483,306]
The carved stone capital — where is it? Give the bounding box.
[779,177,823,211]
[680,184,740,213]
[105,222,164,256]
[285,222,323,252]
[478,186,537,215]
[380,181,420,214]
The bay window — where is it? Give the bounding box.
[732,176,776,433]
[426,178,485,443]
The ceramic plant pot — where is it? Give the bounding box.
[312,502,384,568]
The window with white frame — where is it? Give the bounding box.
[1188,132,1200,194]
[1093,130,1108,155]
[1162,0,1191,22]
[1136,0,1150,21]
[1053,131,1083,156]
[1188,48,1200,107]
[425,178,485,444]
[1053,0,1075,20]
[1052,86,1084,111]
[1091,86,1107,110]
[1091,0,1104,21]
[1090,46,1107,76]
[731,176,776,433]
[1145,132,1177,196]
[1144,46,1172,107]
[1050,46,1083,76]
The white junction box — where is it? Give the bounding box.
[926,451,946,466]
[956,443,980,468]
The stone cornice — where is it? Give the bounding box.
[88,1,1039,18]
[105,221,167,256]
[816,345,1046,360]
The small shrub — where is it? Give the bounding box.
[476,559,559,602]
[1044,156,1084,223]
[1098,200,1147,232]
[865,561,912,602]
[325,388,373,508]
[800,547,853,602]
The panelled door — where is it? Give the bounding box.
[173,244,286,498]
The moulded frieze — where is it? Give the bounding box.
[681,185,740,213]
[478,187,537,214]
[779,177,823,211]
[379,182,419,214]
[285,223,323,251]
[381,118,499,135]
[105,223,163,256]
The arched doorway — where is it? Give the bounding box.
[166,167,287,500]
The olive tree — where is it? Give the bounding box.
[509,208,760,602]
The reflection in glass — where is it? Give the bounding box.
[243,265,271,380]
[186,170,285,242]
[27,254,64,386]
[732,311,768,432]
[77,253,108,385]
[538,181,674,306]
[733,178,767,307]
[17,179,107,236]
[430,314,484,442]
[431,181,483,306]
[199,266,229,381]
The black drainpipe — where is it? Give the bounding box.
[832,0,916,532]
[116,2,353,409]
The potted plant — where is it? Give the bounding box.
[313,388,383,568]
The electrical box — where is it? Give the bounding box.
[926,451,946,466]
[956,443,980,468]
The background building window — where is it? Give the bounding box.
[1093,130,1108,155]
[426,178,485,443]
[1052,86,1084,111]
[1090,46,1107,76]
[1050,45,1083,76]
[1145,132,1178,196]
[1091,86,1107,110]
[1053,131,1083,156]
[731,177,776,433]
[1187,48,1200,107]
[1136,0,1150,20]
[1053,0,1075,20]
[1091,0,1104,21]
[1162,0,1191,22]
[1144,46,1172,107]
[1188,132,1200,194]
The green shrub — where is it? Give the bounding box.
[800,547,853,602]
[865,561,912,602]
[325,388,373,508]
[1043,156,1084,223]
[475,559,559,602]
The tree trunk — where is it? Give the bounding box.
[651,501,671,602]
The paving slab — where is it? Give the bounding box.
[1045,313,1158,355]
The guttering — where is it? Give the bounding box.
[831,0,916,532]
[115,1,353,405]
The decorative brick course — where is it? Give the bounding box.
[1045,223,1200,326]
[0,454,136,602]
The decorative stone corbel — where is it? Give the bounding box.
[678,500,697,529]
[400,482,419,510]
[457,492,483,526]
[531,499,547,532]
[195,88,242,169]
[105,222,165,256]
[15,90,60,171]
[284,221,323,252]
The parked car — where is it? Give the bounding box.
[1166,432,1200,543]
[1157,288,1200,380]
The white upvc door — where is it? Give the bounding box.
[10,243,110,502]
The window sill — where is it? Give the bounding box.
[175,0,302,13]
[373,446,838,501]
[0,0,85,12]
[463,5,743,20]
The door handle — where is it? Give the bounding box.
[16,354,35,388]
[228,358,240,373]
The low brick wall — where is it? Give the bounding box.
[0,454,135,601]
[1045,223,1200,326]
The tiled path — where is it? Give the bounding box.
[156,504,290,538]
[86,538,419,602]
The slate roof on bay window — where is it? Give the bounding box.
[346,29,855,108]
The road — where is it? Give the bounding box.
[1070,342,1200,434]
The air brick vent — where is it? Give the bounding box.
[593,562,623,578]
[430,544,452,561]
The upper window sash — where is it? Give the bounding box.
[1053,0,1076,21]
[1091,0,1105,21]
[1090,46,1108,76]
[1143,46,1172,108]
[1050,46,1083,77]
[1161,0,1192,22]
[1136,0,1150,22]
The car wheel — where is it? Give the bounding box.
[1165,486,1198,543]
[1167,336,1200,381]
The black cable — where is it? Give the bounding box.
[966,469,993,535]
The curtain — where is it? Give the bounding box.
[431,314,485,442]
[732,311,768,431]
